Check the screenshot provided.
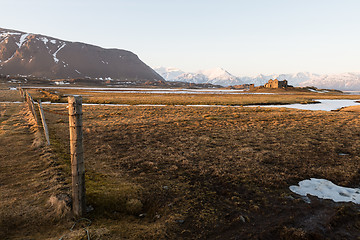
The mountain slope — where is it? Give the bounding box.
[0,28,163,81]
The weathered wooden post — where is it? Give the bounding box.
[18,86,24,98]
[68,96,86,217]
[25,91,39,125]
[38,100,50,145]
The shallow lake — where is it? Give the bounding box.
[252,99,360,111]
[24,87,276,95]
[2,97,359,111]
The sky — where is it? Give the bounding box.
[2,0,360,76]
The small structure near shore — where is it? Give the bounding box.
[264,79,288,89]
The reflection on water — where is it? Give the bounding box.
[344,91,360,95]
[253,99,360,111]
[2,99,359,111]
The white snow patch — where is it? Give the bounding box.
[0,32,21,41]
[50,39,57,44]
[52,43,66,63]
[55,81,70,85]
[308,88,329,93]
[40,37,49,45]
[16,33,30,48]
[290,178,360,204]
[75,70,81,74]
[4,52,16,63]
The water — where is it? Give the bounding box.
[23,87,275,95]
[2,99,359,111]
[250,99,360,111]
[344,91,360,95]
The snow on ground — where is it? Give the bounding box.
[308,88,329,93]
[290,178,360,204]
[54,81,70,85]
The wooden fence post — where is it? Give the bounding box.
[19,86,24,98]
[38,100,50,145]
[68,96,86,217]
[25,91,39,125]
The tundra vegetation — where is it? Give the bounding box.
[1,86,360,239]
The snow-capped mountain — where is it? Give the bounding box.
[155,67,360,90]
[154,67,185,81]
[0,27,163,81]
[299,73,360,90]
[154,67,245,86]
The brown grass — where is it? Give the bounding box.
[2,88,360,239]
[0,102,72,239]
[42,102,360,239]
[24,87,360,106]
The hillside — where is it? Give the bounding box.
[0,28,163,82]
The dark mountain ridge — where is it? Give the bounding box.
[0,27,163,82]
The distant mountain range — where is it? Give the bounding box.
[154,67,360,91]
[0,27,163,82]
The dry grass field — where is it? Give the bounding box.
[1,87,360,239]
[25,87,360,106]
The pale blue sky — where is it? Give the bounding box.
[2,0,360,75]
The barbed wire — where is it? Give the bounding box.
[42,107,69,116]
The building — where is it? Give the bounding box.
[264,79,288,88]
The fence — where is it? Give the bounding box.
[20,88,86,217]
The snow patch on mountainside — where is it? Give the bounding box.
[16,33,30,48]
[0,27,163,81]
[52,43,66,63]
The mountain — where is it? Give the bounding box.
[154,67,185,81]
[155,67,360,90]
[154,67,245,86]
[0,27,163,82]
[299,73,360,90]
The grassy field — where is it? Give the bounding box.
[23,87,360,106]
[1,87,360,239]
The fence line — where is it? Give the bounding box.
[19,88,86,217]
[25,90,40,125]
[38,100,51,145]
